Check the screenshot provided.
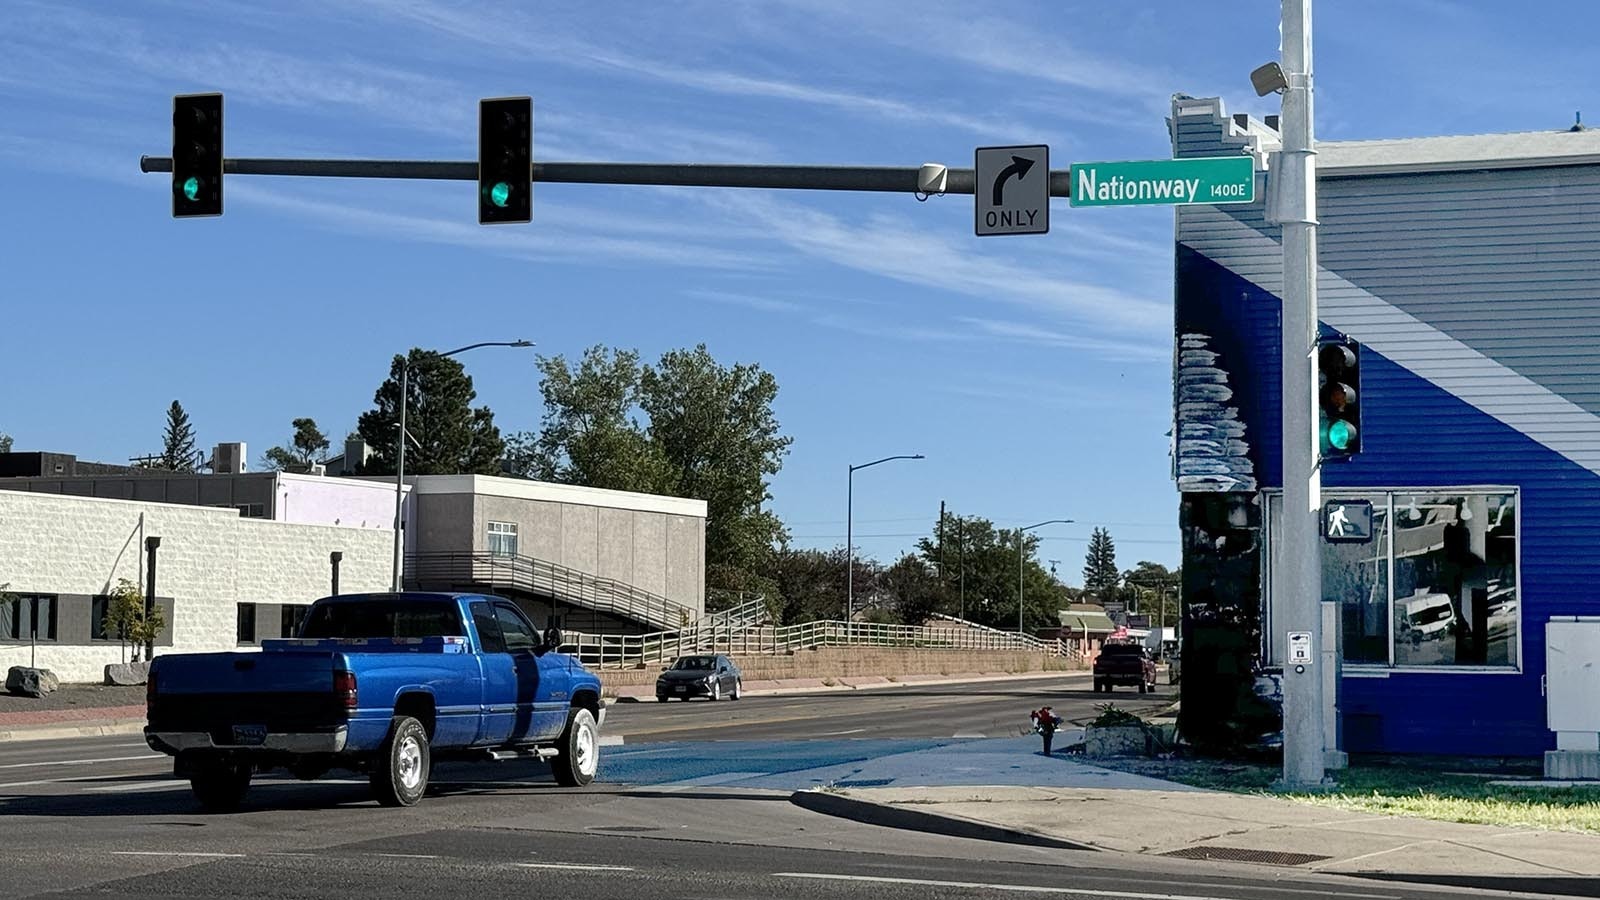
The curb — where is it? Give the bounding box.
[610,670,1089,703]
[0,720,146,743]
[790,789,1099,852]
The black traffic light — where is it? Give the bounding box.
[478,96,532,224]
[1317,334,1362,460]
[171,92,223,218]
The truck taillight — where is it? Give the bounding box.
[334,670,358,710]
[146,672,158,711]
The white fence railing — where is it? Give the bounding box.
[561,617,1069,670]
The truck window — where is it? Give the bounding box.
[471,601,506,654]
[493,603,539,653]
[300,601,465,640]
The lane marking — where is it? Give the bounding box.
[112,845,243,851]
[952,733,987,738]
[517,863,635,872]
[817,729,866,737]
[375,853,439,860]
[598,734,625,746]
[771,872,1358,900]
[84,780,187,793]
[0,754,163,770]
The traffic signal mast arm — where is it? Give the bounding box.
[138,155,1077,197]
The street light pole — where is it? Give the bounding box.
[391,339,534,592]
[1017,519,1073,635]
[845,454,925,631]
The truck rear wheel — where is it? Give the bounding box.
[371,715,431,807]
[551,708,598,787]
[190,762,252,813]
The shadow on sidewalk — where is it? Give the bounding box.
[1357,872,1600,898]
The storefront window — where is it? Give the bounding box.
[1321,495,1389,665]
[1269,489,1519,670]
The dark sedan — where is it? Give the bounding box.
[656,654,742,701]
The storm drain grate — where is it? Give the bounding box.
[1159,846,1331,866]
[834,779,895,788]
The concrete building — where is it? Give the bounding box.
[2,452,710,674]
[0,489,390,683]
[1170,96,1600,757]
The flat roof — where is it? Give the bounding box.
[1319,128,1600,176]
[411,474,708,519]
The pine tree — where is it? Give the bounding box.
[1082,527,1120,599]
[160,401,198,472]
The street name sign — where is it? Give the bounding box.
[975,144,1049,236]
[1070,156,1255,208]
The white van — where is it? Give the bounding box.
[1400,591,1456,643]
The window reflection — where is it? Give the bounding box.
[1391,493,1517,667]
[1323,495,1389,664]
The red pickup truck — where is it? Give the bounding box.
[1093,642,1158,694]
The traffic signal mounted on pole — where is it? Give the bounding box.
[1317,334,1362,461]
[172,92,223,218]
[478,96,532,224]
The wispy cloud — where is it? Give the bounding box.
[693,191,1170,338]
[956,317,1169,362]
[355,0,1041,139]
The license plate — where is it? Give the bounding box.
[675,686,687,693]
[230,724,267,746]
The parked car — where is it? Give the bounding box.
[146,592,604,812]
[1399,591,1457,644]
[1093,642,1158,694]
[656,654,742,701]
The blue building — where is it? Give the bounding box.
[1170,96,1600,757]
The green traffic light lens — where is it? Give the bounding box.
[1328,420,1355,451]
[182,176,201,201]
[489,182,511,208]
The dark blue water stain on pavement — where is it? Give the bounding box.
[598,738,957,787]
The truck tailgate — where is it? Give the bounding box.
[148,651,346,736]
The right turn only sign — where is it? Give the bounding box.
[975,144,1049,236]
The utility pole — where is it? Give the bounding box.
[938,500,946,581]
[1275,0,1329,789]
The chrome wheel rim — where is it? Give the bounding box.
[397,735,424,790]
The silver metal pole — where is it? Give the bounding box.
[1278,0,1328,789]
[1018,530,1025,636]
[846,466,854,630]
[392,358,407,592]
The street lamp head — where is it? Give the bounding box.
[510,340,534,348]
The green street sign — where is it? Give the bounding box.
[1070,156,1255,208]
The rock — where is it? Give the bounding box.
[6,666,60,698]
[104,661,152,686]
[1085,724,1149,758]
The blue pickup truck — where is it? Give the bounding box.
[145,592,605,811]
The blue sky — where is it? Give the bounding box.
[2,1,1595,582]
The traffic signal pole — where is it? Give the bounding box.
[138,156,1078,197]
[1275,0,1330,790]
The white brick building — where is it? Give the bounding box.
[0,489,390,682]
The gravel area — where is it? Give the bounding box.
[0,682,145,713]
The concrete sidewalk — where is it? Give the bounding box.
[796,741,1600,894]
[609,669,1090,702]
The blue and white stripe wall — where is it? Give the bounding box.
[1170,96,1600,756]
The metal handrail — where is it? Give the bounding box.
[406,551,697,631]
[558,617,1070,669]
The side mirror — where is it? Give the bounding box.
[543,626,563,649]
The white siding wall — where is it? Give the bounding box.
[0,489,390,682]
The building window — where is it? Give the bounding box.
[1,594,57,642]
[487,521,519,558]
[91,595,123,642]
[235,503,266,518]
[1269,489,1519,670]
[237,603,258,645]
[281,604,308,639]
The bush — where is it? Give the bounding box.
[1089,703,1145,729]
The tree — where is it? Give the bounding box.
[357,350,506,476]
[1122,560,1180,626]
[103,578,155,663]
[916,512,1063,632]
[160,401,198,472]
[1082,527,1120,599]
[763,543,878,625]
[0,433,12,453]
[263,418,331,472]
[880,553,945,625]
[506,346,676,492]
[641,345,793,585]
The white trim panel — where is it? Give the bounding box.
[410,474,707,519]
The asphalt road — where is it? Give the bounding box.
[605,673,1167,742]
[0,677,1537,900]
